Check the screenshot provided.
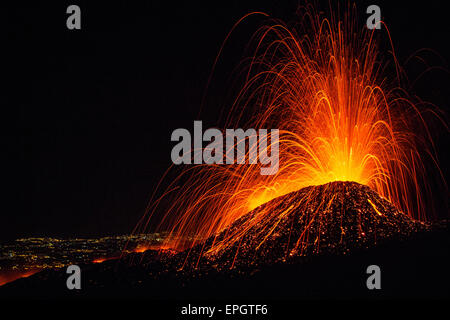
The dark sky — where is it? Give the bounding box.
[3,0,450,240]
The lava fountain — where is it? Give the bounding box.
[134,2,445,262]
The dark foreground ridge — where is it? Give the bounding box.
[1,182,449,299]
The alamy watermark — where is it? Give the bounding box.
[171,121,279,175]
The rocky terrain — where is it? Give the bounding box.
[1,182,448,299]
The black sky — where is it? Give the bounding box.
[3,0,450,240]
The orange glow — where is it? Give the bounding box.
[134,245,151,253]
[134,243,179,254]
[135,3,444,263]
[0,269,40,286]
[92,256,118,263]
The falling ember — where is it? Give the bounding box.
[135,3,445,261]
[367,198,382,216]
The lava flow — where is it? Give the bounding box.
[134,2,445,264]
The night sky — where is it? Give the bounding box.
[4,0,450,241]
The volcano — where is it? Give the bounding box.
[1,181,447,300]
[167,181,430,270]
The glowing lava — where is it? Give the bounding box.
[0,269,41,287]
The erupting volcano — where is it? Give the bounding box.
[133,2,445,268]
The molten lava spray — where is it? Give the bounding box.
[136,3,444,261]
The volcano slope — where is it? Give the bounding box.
[178,181,430,270]
[1,181,448,299]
